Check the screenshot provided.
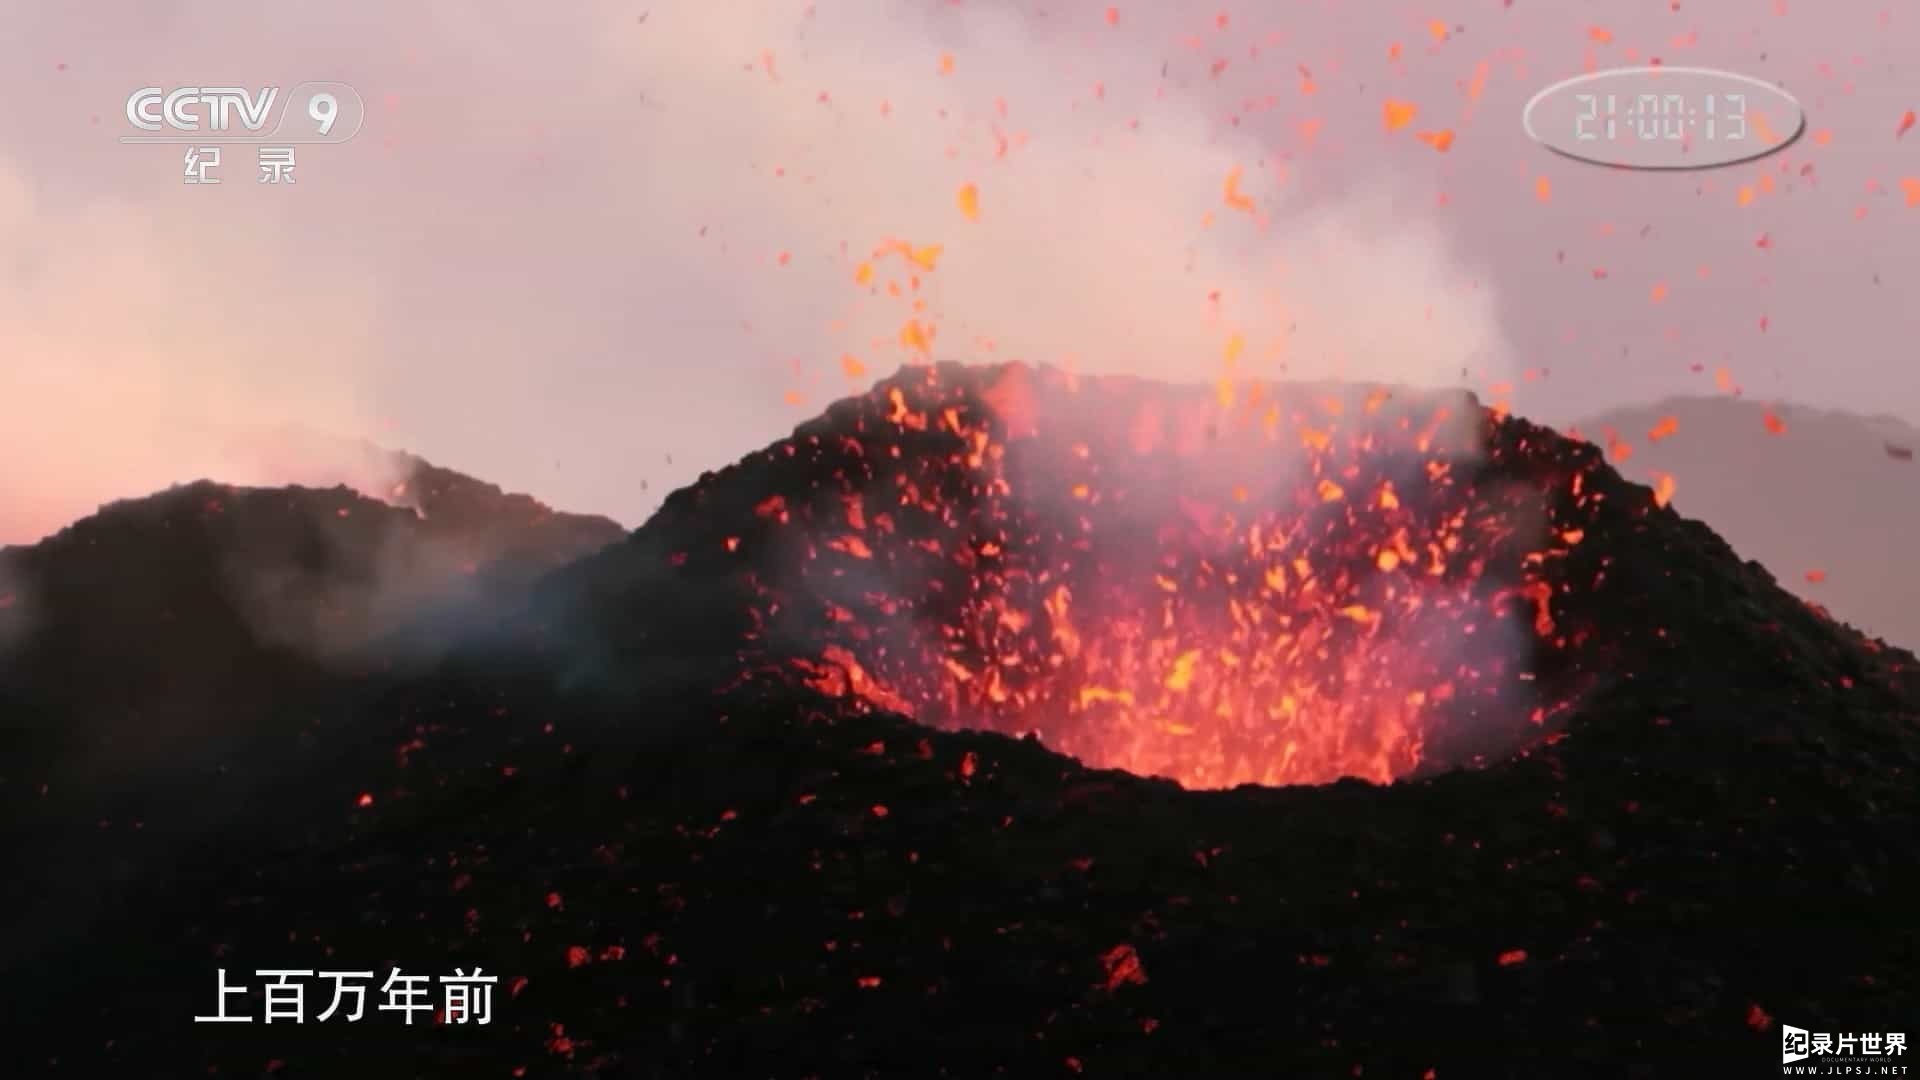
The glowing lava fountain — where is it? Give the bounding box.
[710,363,1598,789]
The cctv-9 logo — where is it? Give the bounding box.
[122,81,365,144]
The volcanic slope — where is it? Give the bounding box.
[539,362,1915,784]
[1571,395,1920,651]
[0,460,623,976]
[10,363,1920,1078]
[1,456,623,756]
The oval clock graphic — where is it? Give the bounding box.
[1522,66,1806,170]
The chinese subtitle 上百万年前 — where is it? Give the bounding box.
[192,967,500,1025]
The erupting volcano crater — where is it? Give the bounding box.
[635,363,1633,789]
[20,362,1920,1079]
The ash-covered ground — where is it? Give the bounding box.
[4,365,1918,1078]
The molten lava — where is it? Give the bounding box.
[726,363,1598,789]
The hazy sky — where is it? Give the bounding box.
[2,1,1916,543]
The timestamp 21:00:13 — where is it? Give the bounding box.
[1576,93,1749,142]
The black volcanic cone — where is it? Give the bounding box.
[0,466,622,983]
[537,363,1909,783]
[6,364,1918,1079]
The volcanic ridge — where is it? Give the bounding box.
[1570,394,1920,650]
[6,362,1918,1078]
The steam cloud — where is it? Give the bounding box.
[1,0,1515,546]
[0,160,389,544]
[627,2,1515,396]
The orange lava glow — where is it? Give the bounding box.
[739,364,1584,789]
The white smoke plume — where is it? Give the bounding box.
[620,2,1515,398]
[2,0,1515,544]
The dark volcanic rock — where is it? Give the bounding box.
[0,461,623,981]
[0,463,622,761]
[5,364,1918,1079]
